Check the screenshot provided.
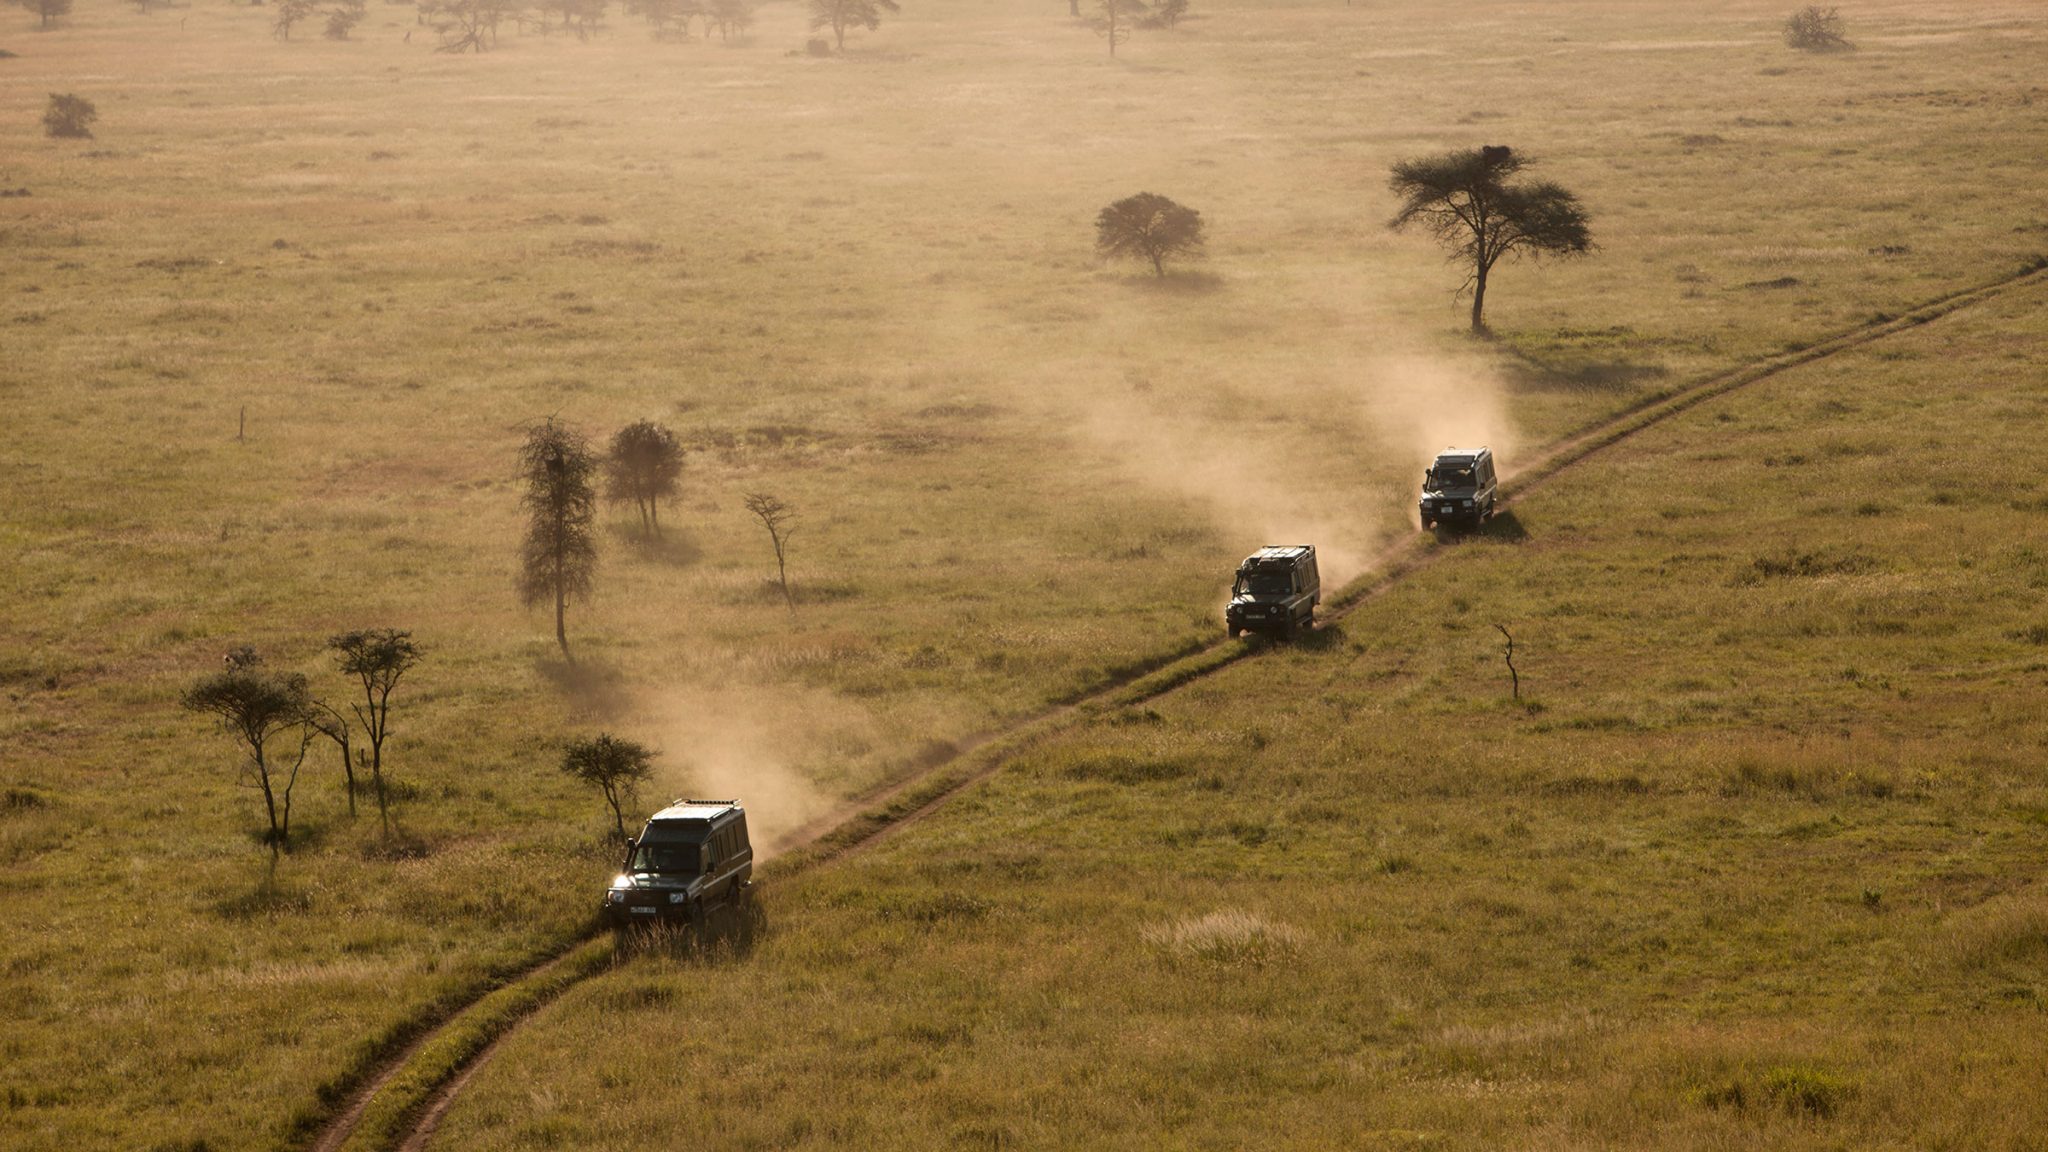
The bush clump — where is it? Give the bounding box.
[1784,5,1851,51]
[1760,1064,1854,1117]
[43,93,96,139]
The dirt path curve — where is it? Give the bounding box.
[308,262,2045,1152]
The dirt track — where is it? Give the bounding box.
[306,261,2046,1152]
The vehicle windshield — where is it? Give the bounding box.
[1235,571,1294,597]
[1426,464,1477,492]
[628,842,701,875]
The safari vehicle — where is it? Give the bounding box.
[1419,446,1499,529]
[1226,545,1320,639]
[602,799,753,929]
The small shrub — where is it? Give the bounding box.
[1064,752,1193,785]
[1761,1064,1853,1117]
[214,882,314,920]
[43,93,97,140]
[879,891,991,925]
[1784,6,1850,52]
[4,787,49,811]
[1737,550,1875,584]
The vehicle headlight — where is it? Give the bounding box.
[669,892,688,904]
[603,890,625,905]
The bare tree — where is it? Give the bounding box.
[808,0,894,52]
[743,492,797,610]
[704,0,751,38]
[1387,145,1593,333]
[1784,6,1849,51]
[560,733,655,840]
[1090,0,1144,55]
[604,420,684,537]
[17,0,72,28]
[1095,192,1205,277]
[1495,623,1519,700]
[519,419,599,660]
[329,629,422,836]
[537,0,604,36]
[304,699,357,819]
[183,654,316,853]
[42,93,95,139]
[1140,0,1184,28]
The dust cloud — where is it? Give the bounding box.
[635,684,871,860]
[1047,349,1518,587]
[1357,352,1521,479]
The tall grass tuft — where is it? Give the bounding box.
[1143,910,1302,968]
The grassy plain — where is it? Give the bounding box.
[435,276,2048,1149]
[0,0,2044,1147]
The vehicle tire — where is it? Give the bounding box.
[1279,617,1296,642]
[1228,625,1241,639]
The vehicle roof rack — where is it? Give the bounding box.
[674,797,741,807]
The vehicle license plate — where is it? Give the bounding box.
[630,906,657,915]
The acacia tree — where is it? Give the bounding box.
[1095,192,1205,277]
[560,733,655,840]
[519,419,599,660]
[183,656,316,853]
[808,0,894,51]
[273,0,316,38]
[1091,0,1144,55]
[744,492,797,610]
[422,0,516,51]
[330,629,422,837]
[604,420,684,537]
[1386,145,1593,333]
[324,0,367,38]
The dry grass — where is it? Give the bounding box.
[1,0,2046,1146]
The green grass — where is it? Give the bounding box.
[2,0,2046,1146]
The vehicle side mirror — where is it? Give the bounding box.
[624,837,637,850]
